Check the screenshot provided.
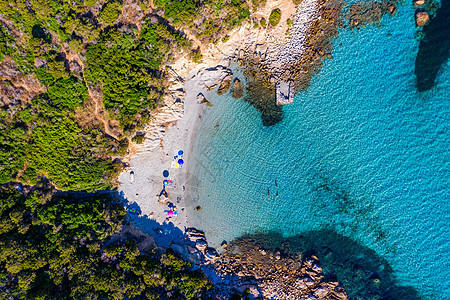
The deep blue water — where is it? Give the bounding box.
[187,4,449,299]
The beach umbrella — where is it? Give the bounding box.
[178,159,184,165]
[178,150,183,156]
[174,162,179,168]
[163,170,169,177]
[163,180,169,185]
[167,210,174,216]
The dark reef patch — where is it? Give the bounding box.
[232,230,422,300]
[415,0,450,92]
[244,80,283,126]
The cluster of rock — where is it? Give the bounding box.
[194,66,245,99]
[413,0,434,27]
[346,0,398,28]
[171,227,220,266]
[210,238,348,299]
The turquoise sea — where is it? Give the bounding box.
[187,3,449,299]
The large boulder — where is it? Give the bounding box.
[205,247,219,260]
[195,239,208,251]
[415,11,429,26]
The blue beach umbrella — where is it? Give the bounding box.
[163,170,169,177]
[178,150,183,156]
[178,159,184,165]
[163,180,169,185]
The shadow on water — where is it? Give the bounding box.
[244,81,283,126]
[415,0,450,92]
[232,230,422,300]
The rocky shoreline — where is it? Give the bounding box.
[167,227,348,299]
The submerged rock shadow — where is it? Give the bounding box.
[231,230,422,300]
[244,80,283,127]
[415,0,450,92]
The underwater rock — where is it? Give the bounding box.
[415,11,430,26]
[231,78,244,98]
[387,3,397,14]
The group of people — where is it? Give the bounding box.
[267,180,279,197]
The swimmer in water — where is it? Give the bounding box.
[275,180,278,188]
[276,191,279,197]
[267,188,270,196]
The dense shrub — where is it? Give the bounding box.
[99,1,122,26]
[85,22,190,129]
[269,8,282,26]
[0,182,211,299]
[260,17,267,27]
[0,96,122,191]
[189,46,203,63]
[46,77,88,109]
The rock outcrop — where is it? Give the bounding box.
[210,238,348,299]
[415,11,430,26]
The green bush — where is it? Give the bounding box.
[287,18,293,27]
[68,38,83,52]
[189,46,203,63]
[46,77,88,109]
[156,0,197,24]
[251,0,266,12]
[131,135,145,144]
[269,8,281,27]
[99,1,122,26]
[260,18,267,27]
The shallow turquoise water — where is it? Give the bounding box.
[188,5,449,299]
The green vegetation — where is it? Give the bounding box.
[131,134,145,144]
[269,8,282,27]
[99,1,122,26]
[287,18,294,27]
[155,0,251,43]
[251,0,267,12]
[47,77,88,109]
[84,22,191,129]
[0,95,123,191]
[260,18,267,27]
[0,182,211,299]
[189,46,203,63]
